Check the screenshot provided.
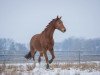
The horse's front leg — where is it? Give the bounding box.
[43,50,50,69]
[49,48,55,64]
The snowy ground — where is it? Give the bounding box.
[0,62,100,75]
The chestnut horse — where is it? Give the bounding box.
[25,16,66,69]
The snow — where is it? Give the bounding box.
[24,67,100,75]
[0,63,100,75]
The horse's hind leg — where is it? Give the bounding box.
[38,53,43,63]
[30,46,36,61]
[49,48,55,64]
[38,52,43,63]
[43,50,50,69]
[33,51,37,61]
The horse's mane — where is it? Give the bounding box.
[42,19,56,33]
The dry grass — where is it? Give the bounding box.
[50,62,100,72]
[0,63,36,73]
[26,64,36,71]
[0,62,100,73]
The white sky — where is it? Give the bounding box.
[0,0,100,43]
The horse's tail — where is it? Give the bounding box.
[24,51,31,59]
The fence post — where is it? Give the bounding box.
[79,50,80,65]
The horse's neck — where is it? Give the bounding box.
[42,25,55,39]
[47,26,55,39]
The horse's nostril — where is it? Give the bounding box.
[64,29,66,32]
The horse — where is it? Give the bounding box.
[25,16,66,69]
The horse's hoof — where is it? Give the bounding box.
[49,59,53,64]
[46,64,50,69]
[38,58,41,63]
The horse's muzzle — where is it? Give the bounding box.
[61,28,66,32]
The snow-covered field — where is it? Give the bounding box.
[0,62,100,75]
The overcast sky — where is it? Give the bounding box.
[0,0,100,43]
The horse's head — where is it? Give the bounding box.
[54,16,66,33]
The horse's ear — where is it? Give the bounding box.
[56,15,59,19]
[59,16,62,19]
[56,15,59,21]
